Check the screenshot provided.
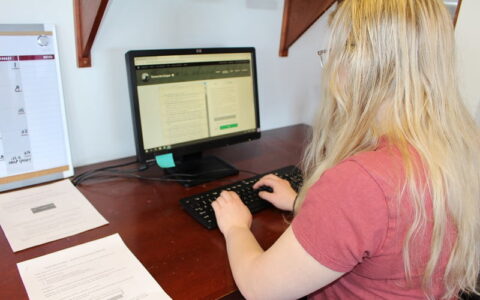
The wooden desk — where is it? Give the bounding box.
[0,124,309,300]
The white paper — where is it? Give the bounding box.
[0,179,108,252]
[17,234,171,300]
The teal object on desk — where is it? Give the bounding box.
[155,153,176,168]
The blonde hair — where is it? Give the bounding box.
[295,0,480,298]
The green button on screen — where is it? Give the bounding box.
[220,123,238,130]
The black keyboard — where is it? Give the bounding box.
[179,165,303,229]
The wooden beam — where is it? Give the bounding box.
[279,0,336,57]
[73,0,110,67]
[453,0,463,27]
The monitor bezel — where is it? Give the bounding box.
[125,47,261,164]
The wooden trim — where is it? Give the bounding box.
[279,0,337,57]
[73,0,110,68]
[0,166,70,185]
[279,0,293,57]
[453,0,463,27]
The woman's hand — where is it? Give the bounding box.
[253,174,297,211]
[212,191,252,236]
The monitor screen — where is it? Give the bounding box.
[125,48,260,165]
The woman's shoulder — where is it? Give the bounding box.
[344,144,405,195]
[307,142,406,201]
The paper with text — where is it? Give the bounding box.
[0,179,108,252]
[17,234,171,300]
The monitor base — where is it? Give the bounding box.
[164,154,238,187]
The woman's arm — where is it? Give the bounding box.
[212,191,344,300]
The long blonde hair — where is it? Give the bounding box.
[295,0,480,298]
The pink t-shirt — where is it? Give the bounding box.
[292,141,456,299]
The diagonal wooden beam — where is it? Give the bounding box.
[279,0,336,57]
[453,0,463,27]
[73,0,110,67]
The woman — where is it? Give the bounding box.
[212,0,480,299]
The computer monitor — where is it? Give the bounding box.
[125,47,261,186]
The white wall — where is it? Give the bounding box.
[455,0,480,123]
[0,0,331,166]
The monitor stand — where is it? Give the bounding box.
[163,153,239,187]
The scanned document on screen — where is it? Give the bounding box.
[0,179,108,252]
[17,234,171,300]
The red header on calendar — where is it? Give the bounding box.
[19,54,55,61]
[0,55,54,62]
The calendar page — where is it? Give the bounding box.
[0,24,73,191]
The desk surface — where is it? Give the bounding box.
[0,124,309,300]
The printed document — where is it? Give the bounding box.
[17,234,171,300]
[0,179,108,252]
